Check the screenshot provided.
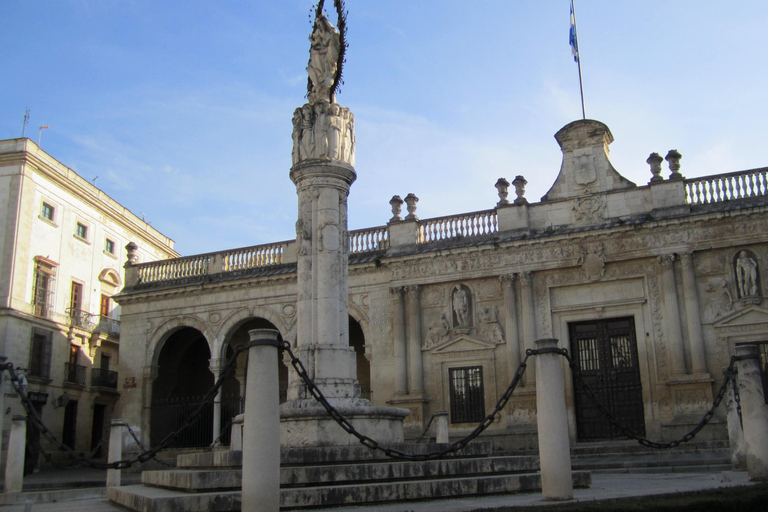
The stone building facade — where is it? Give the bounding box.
[0,138,178,469]
[115,119,768,452]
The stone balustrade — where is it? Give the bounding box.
[221,241,288,271]
[349,226,388,252]
[420,209,498,243]
[686,167,768,205]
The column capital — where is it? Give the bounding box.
[500,274,517,288]
[405,284,421,296]
[519,271,534,286]
[679,252,695,269]
[658,253,676,268]
[390,286,405,299]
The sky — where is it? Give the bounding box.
[1,1,766,256]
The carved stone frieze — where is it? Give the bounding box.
[572,194,606,222]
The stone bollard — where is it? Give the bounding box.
[722,366,747,470]
[435,411,449,444]
[535,339,573,500]
[230,414,244,452]
[4,415,27,493]
[242,329,281,512]
[107,420,127,487]
[735,344,768,481]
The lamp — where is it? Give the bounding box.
[54,392,71,409]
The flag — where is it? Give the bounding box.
[569,0,579,63]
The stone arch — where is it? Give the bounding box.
[98,268,122,288]
[215,306,289,361]
[149,315,215,369]
[347,302,370,342]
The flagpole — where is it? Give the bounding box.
[571,0,586,120]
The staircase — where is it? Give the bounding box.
[109,443,592,511]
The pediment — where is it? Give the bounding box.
[714,306,768,330]
[430,334,498,354]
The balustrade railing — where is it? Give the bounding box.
[420,209,498,243]
[136,254,212,283]
[221,241,287,271]
[94,316,121,338]
[67,308,96,331]
[349,226,388,253]
[686,167,768,205]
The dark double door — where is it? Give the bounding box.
[569,317,646,441]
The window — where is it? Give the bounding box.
[41,202,55,221]
[70,282,83,312]
[28,328,52,379]
[100,294,111,318]
[33,257,57,317]
[105,238,115,254]
[76,222,88,240]
[449,366,485,423]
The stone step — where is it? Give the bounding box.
[110,471,592,511]
[570,439,730,457]
[142,455,540,491]
[572,449,732,473]
[177,442,493,469]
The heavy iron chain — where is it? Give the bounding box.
[282,340,531,461]
[414,413,437,444]
[563,348,740,449]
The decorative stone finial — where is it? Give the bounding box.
[389,195,404,222]
[495,178,510,207]
[665,149,683,180]
[404,193,419,221]
[512,175,529,205]
[125,242,138,266]
[647,152,664,183]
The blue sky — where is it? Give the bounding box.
[2,1,766,256]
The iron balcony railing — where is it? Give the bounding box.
[66,308,96,331]
[63,362,87,386]
[66,309,120,338]
[94,316,121,338]
[91,368,118,389]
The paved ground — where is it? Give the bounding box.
[0,471,754,511]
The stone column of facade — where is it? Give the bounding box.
[3,415,26,493]
[500,275,520,384]
[535,339,573,500]
[680,253,707,374]
[520,272,537,385]
[107,420,126,488]
[735,344,768,481]
[391,287,408,396]
[243,329,281,512]
[658,254,687,376]
[209,358,224,445]
[406,285,424,396]
[723,366,747,470]
[0,357,5,467]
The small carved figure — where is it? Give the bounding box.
[307,14,341,104]
[736,251,759,297]
[426,313,451,348]
[291,109,302,165]
[478,305,504,343]
[299,104,314,160]
[452,286,470,327]
[327,103,343,160]
[314,102,329,158]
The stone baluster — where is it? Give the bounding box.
[735,344,768,481]
[680,253,707,374]
[658,254,687,376]
[519,271,537,385]
[406,285,424,396]
[392,287,408,396]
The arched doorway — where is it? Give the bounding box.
[349,317,371,400]
[150,327,213,447]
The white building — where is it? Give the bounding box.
[0,138,177,471]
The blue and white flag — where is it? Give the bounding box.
[569,0,579,62]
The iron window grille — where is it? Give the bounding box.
[449,366,485,423]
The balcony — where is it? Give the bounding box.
[91,368,118,390]
[66,308,96,331]
[66,309,120,340]
[94,316,121,338]
[63,362,87,387]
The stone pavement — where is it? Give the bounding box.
[0,471,754,511]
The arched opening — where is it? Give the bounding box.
[349,316,370,400]
[219,318,288,445]
[150,327,213,448]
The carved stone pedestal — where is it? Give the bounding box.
[661,374,723,440]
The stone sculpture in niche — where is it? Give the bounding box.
[478,305,504,343]
[452,285,472,328]
[735,250,759,299]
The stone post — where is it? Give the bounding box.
[4,415,27,493]
[535,339,573,500]
[123,242,139,288]
[680,253,707,374]
[658,254,687,376]
[230,414,244,452]
[210,358,223,445]
[107,420,126,488]
[735,344,768,481]
[392,287,408,396]
[406,285,424,396]
[520,272,537,385]
[435,411,449,444]
[242,329,281,512]
[723,366,746,470]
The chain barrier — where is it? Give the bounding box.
[560,347,740,449]
[282,341,531,461]
[414,414,437,444]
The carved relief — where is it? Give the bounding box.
[702,277,734,323]
[572,194,606,221]
[477,305,504,344]
[291,103,355,166]
[578,244,606,281]
[425,313,451,349]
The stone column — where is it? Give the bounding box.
[107,420,126,488]
[723,366,747,470]
[242,329,281,512]
[392,287,408,396]
[0,357,6,467]
[500,275,520,383]
[210,358,223,446]
[535,339,573,500]
[735,344,768,481]
[680,253,707,374]
[4,415,26,493]
[520,272,537,385]
[435,411,449,444]
[658,254,687,376]
[406,285,424,396]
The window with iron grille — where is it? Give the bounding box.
[29,328,52,379]
[449,366,485,423]
[33,258,56,317]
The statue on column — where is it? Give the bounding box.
[307,13,341,105]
